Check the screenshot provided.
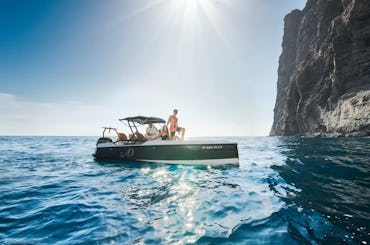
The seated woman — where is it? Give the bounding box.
[160,125,179,140]
[160,125,170,140]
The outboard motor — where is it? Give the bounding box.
[96,137,113,146]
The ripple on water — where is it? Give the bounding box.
[0,136,369,244]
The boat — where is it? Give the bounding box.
[93,116,239,165]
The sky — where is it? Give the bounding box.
[0,0,306,137]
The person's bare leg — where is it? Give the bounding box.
[181,128,185,140]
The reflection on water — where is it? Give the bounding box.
[118,164,284,244]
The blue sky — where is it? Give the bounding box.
[0,0,306,136]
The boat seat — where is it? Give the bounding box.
[117,133,128,141]
[135,133,146,141]
[128,133,147,142]
[96,137,113,145]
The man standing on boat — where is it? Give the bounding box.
[167,109,185,140]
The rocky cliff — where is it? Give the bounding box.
[270,0,370,136]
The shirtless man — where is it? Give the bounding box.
[167,109,185,140]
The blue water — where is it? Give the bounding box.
[0,136,369,244]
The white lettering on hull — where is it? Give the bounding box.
[202,145,223,150]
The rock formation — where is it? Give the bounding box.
[270,0,370,136]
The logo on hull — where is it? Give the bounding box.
[120,148,135,159]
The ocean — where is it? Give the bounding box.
[0,136,369,244]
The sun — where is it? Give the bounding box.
[170,0,215,27]
[106,0,234,62]
[166,0,201,30]
[167,0,232,51]
[109,0,229,37]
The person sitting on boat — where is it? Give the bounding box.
[145,122,160,140]
[160,125,179,141]
[167,109,185,140]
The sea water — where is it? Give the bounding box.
[0,136,369,244]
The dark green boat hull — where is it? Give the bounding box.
[94,142,239,165]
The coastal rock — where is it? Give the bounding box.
[320,88,370,136]
[270,0,370,136]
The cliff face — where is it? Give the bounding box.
[270,0,370,136]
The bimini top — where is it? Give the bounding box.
[119,116,166,125]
